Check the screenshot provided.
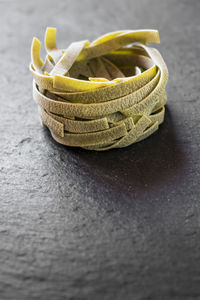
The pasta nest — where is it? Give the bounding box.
[30,28,168,151]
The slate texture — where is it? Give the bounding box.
[0,0,200,299]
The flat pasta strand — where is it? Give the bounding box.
[30,27,168,151]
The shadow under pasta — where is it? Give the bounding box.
[44,106,186,199]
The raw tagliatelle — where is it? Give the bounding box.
[30,27,168,151]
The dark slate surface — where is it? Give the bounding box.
[0,0,200,299]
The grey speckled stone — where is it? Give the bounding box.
[0,0,200,299]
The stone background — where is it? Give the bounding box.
[0,0,200,299]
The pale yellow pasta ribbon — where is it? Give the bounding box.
[30,27,168,151]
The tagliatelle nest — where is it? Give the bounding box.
[30,28,168,151]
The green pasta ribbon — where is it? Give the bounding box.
[30,27,168,151]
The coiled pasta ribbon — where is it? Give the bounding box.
[30,28,168,151]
